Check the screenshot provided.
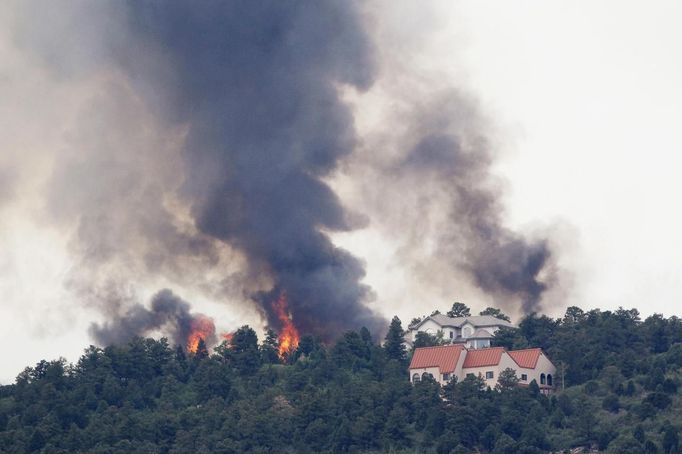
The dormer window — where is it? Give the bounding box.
[462,327,472,338]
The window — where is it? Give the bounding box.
[521,374,528,381]
[540,373,546,385]
[443,373,450,382]
[476,340,490,349]
[485,371,494,379]
[547,374,553,386]
[422,372,432,381]
[412,373,420,383]
[462,327,472,338]
[449,331,454,339]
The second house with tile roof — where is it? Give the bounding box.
[408,344,557,394]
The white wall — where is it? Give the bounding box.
[515,353,557,389]
[461,353,518,389]
[461,322,475,338]
[411,319,443,340]
[410,349,558,392]
[409,366,444,384]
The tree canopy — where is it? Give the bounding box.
[1,306,682,453]
[479,307,511,322]
[447,302,471,318]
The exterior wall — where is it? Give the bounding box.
[461,354,518,389]
[453,349,467,379]
[409,366,444,385]
[516,353,557,392]
[409,346,557,393]
[447,327,460,340]
[411,319,444,340]
[460,322,475,338]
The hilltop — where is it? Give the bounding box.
[1,306,681,453]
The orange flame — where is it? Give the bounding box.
[273,293,300,358]
[221,332,234,346]
[186,315,215,353]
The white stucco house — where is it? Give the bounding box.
[408,345,557,394]
[407,314,514,349]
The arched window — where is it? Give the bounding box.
[422,372,431,381]
[412,373,421,383]
[547,374,553,386]
[540,373,546,385]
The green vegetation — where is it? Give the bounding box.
[446,302,471,318]
[1,307,681,453]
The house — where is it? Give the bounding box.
[407,314,514,349]
[409,345,557,394]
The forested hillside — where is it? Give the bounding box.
[1,306,682,453]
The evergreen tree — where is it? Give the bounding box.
[260,329,280,364]
[193,338,209,360]
[479,307,511,322]
[496,368,520,391]
[4,305,682,454]
[409,316,423,327]
[384,316,407,363]
[447,302,471,318]
[413,331,440,348]
[230,325,261,374]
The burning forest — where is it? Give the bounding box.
[272,293,301,359]
[11,0,559,355]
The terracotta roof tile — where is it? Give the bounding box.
[462,347,505,368]
[408,344,465,374]
[508,348,542,369]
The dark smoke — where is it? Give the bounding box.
[117,1,385,340]
[90,289,216,347]
[400,127,555,312]
[11,0,561,345]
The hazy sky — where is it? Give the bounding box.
[2,1,682,383]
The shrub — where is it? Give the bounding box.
[602,394,620,413]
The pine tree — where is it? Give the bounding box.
[479,307,511,322]
[384,316,407,363]
[260,329,280,364]
[194,338,208,360]
[447,302,471,318]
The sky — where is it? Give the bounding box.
[2,1,682,383]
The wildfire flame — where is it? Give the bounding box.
[186,315,215,353]
[273,293,300,358]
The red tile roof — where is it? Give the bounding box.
[462,347,505,368]
[409,344,465,374]
[508,348,542,369]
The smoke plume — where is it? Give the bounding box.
[107,1,387,340]
[90,289,216,348]
[402,132,554,312]
[340,85,559,315]
[5,0,561,351]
